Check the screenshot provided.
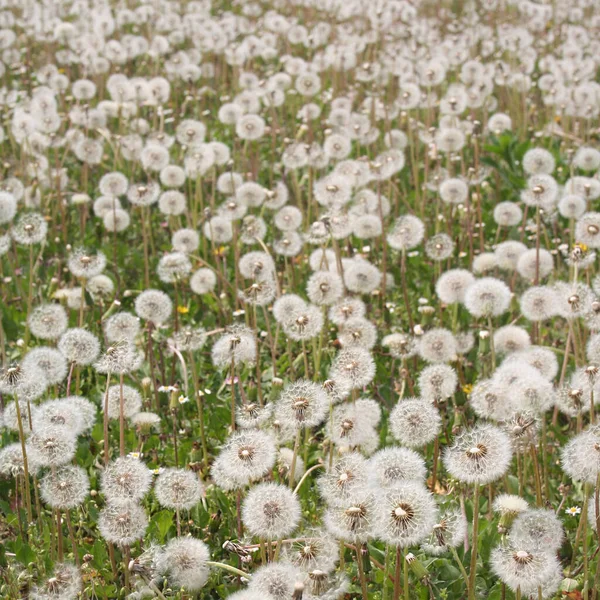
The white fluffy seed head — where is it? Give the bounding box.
[154,468,203,510]
[242,482,301,540]
[101,456,153,502]
[156,537,210,591]
[444,424,513,484]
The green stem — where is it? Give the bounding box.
[450,546,470,595]
[468,485,480,600]
[289,429,302,489]
[293,464,323,495]
[206,561,251,580]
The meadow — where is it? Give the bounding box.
[0,0,599,599]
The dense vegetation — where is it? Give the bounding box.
[1,0,600,599]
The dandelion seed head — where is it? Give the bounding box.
[444,423,513,484]
[155,468,203,510]
[40,465,89,509]
[98,499,148,547]
[135,289,173,324]
[156,537,210,591]
[28,304,68,340]
[27,425,77,468]
[242,482,301,540]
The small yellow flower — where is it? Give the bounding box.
[574,242,588,253]
[213,246,227,257]
[177,305,189,314]
[462,384,473,395]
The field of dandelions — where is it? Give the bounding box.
[4,0,600,599]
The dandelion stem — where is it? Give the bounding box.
[189,351,209,470]
[119,371,125,457]
[205,561,250,580]
[289,428,302,489]
[293,463,323,495]
[468,484,480,600]
[450,546,470,595]
[403,552,409,600]
[103,373,111,466]
[13,396,33,522]
[356,545,369,600]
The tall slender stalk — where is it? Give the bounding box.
[468,484,480,600]
[13,396,33,522]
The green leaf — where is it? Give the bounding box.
[151,509,174,542]
[15,540,36,566]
